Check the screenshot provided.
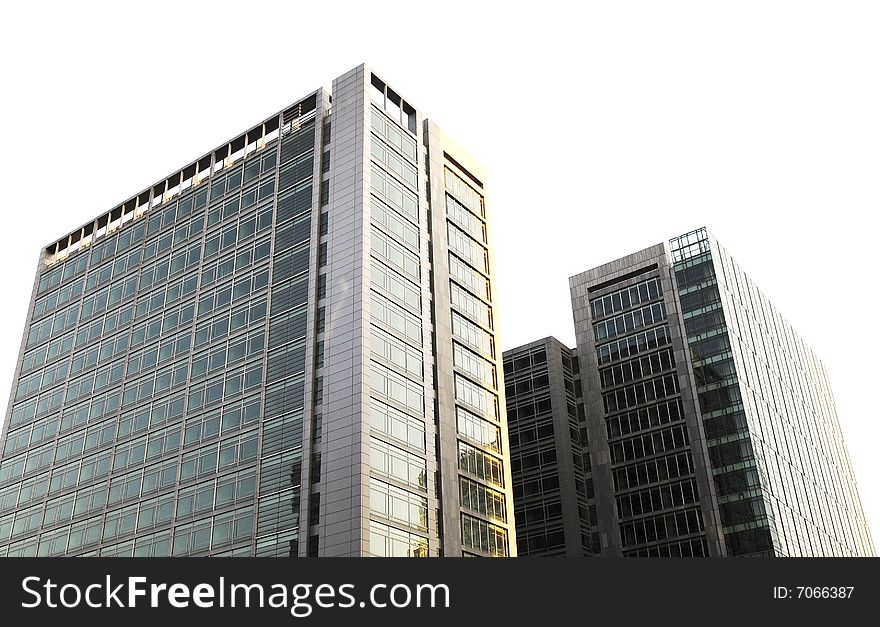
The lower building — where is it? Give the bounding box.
[508,227,874,557]
[502,338,596,556]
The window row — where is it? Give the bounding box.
[510,445,557,475]
[173,506,256,555]
[619,507,704,548]
[596,325,672,366]
[32,275,85,321]
[196,265,270,317]
[369,437,428,491]
[609,424,690,464]
[451,311,494,358]
[449,253,491,302]
[15,359,70,403]
[460,477,507,523]
[602,373,679,413]
[370,292,422,347]
[622,536,708,558]
[190,330,265,381]
[458,441,504,488]
[460,513,507,557]
[132,273,199,321]
[450,282,492,329]
[123,330,192,381]
[195,298,267,348]
[31,503,255,557]
[615,477,700,519]
[204,204,272,261]
[369,478,428,531]
[447,222,488,275]
[444,167,484,218]
[456,407,502,454]
[371,166,418,224]
[202,239,271,293]
[678,284,721,314]
[27,302,80,348]
[590,277,662,320]
[137,241,202,293]
[511,471,560,502]
[693,356,736,387]
[208,178,276,228]
[445,194,486,245]
[593,302,666,342]
[613,452,695,492]
[371,325,423,380]
[683,307,726,337]
[605,399,684,440]
[516,526,566,555]
[503,347,547,375]
[698,382,742,413]
[688,332,731,362]
[371,136,418,189]
[20,329,75,375]
[369,520,428,557]
[187,362,264,413]
[453,343,497,391]
[369,361,424,414]
[38,249,90,296]
[371,261,421,313]
[0,473,48,514]
[120,362,190,409]
[369,399,426,452]
[599,348,675,389]
[176,468,257,520]
[44,448,113,498]
[674,258,715,290]
[372,198,419,252]
[183,394,262,447]
[454,373,498,420]
[111,424,182,473]
[53,419,118,467]
[504,371,549,398]
[508,417,554,449]
[371,226,420,284]
[371,107,418,162]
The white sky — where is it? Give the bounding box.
[1,1,878,550]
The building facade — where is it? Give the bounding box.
[502,337,596,556]
[570,227,874,557]
[0,64,516,557]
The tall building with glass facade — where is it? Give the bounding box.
[502,337,596,556]
[0,64,516,557]
[570,227,874,556]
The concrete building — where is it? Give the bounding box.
[0,64,515,557]
[569,227,874,556]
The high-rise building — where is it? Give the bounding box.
[570,227,874,556]
[502,337,596,556]
[0,64,516,557]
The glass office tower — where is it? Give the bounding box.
[0,64,516,557]
[502,337,596,556]
[570,228,874,556]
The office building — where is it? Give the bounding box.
[0,64,516,557]
[502,337,596,556]
[570,227,874,556]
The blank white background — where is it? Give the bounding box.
[1,1,877,553]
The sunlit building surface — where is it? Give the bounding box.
[0,65,515,557]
